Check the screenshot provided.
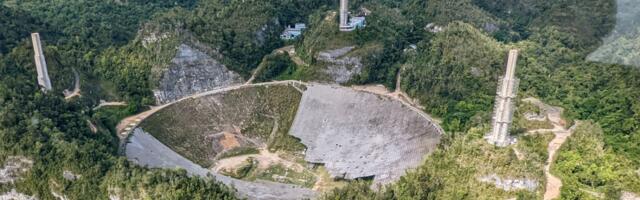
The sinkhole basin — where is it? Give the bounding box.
[125,81,443,199]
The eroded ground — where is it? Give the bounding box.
[522,97,578,200]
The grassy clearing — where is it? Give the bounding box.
[139,84,304,167]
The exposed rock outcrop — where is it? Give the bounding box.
[622,192,640,200]
[142,31,170,48]
[425,23,444,33]
[0,156,33,184]
[478,174,538,191]
[51,191,68,200]
[483,23,499,33]
[143,83,303,167]
[0,189,37,200]
[317,46,363,84]
[523,112,546,121]
[62,170,80,181]
[107,187,122,200]
[153,44,244,104]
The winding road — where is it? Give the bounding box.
[523,98,578,200]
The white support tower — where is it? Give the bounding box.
[31,33,52,92]
[487,50,520,147]
[339,0,353,31]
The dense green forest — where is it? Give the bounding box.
[0,1,237,199]
[0,42,237,198]
[90,0,334,106]
[1,0,638,199]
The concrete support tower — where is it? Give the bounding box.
[339,0,353,31]
[31,33,52,92]
[487,50,520,147]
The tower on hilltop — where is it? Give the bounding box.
[31,33,52,92]
[339,0,353,31]
[486,50,520,147]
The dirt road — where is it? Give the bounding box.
[92,101,127,110]
[523,98,578,200]
[116,105,166,137]
[212,148,305,173]
[116,81,306,136]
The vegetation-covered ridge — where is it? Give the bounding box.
[0,0,638,199]
[322,126,552,199]
[0,33,237,200]
[92,0,334,107]
[323,1,639,198]
[552,121,640,199]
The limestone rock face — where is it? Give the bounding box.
[622,192,640,200]
[153,44,244,104]
[317,46,363,84]
[62,170,80,181]
[0,156,33,184]
[478,174,538,192]
[0,189,36,200]
[289,84,442,185]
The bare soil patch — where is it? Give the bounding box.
[213,149,304,173]
[523,97,578,200]
[219,132,241,150]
